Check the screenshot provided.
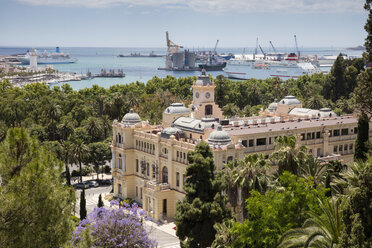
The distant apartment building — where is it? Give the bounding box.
[111,70,372,221]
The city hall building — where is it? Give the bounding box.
[111,70,371,221]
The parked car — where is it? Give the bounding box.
[100,179,113,185]
[88,180,99,188]
[74,181,89,189]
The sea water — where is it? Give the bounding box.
[0,47,364,90]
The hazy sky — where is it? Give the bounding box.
[0,0,368,48]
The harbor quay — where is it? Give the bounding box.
[111,70,372,222]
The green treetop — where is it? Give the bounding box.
[175,141,231,248]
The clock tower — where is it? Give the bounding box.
[190,69,223,119]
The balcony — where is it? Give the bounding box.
[146,181,170,192]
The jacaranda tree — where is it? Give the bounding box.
[70,201,156,248]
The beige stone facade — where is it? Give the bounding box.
[111,72,372,221]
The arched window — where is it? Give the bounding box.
[162,167,168,184]
[205,105,213,116]
[146,163,150,177]
[118,133,122,144]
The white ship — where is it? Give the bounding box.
[18,47,78,65]
[224,53,321,80]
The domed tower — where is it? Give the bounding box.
[207,125,232,146]
[121,109,142,126]
[190,69,223,120]
[276,96,302,115]
[162,103,190,127]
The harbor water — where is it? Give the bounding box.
[0,47,364,90]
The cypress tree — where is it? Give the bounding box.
[80,188,87,220]
[97,194,104,208]
[354,112,369,162]
[175,141,231,248]
[330,54,346,101]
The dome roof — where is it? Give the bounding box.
[207,125,231,146]
[318,108,337,118]
[268,99,278,112]
[164,103,190,114]
[161,125,184,139]
[195,69,213,86]
[122,109,141,125]
[279,96,301,105]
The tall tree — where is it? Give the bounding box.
[354,69,372,117]
[234,153,270,219]
[61,140,73,186]
[270,135,308,175]
[87,142,111,180]
[364,0,372,63]
[80,188,87,221]
[72,139,89,183]
[175,141,231,248]
[354,112,369,162]
[0,128,75,248]
[97,194,104,208]
[340,158,372,247]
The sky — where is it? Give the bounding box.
[0,0,368,48]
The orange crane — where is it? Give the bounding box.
[166,31,183,54]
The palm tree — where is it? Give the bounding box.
[101,115,112,140]
[278,197,343,248]
[57,116,76,141]
[60,140,73,186]
[270,135,308,175]
[42,99,61,140]
[72,139,89,183]
[299,155,328,187]
[234,153,270,219]
[82,116,103,142]
[217,161,239,214]
[211,219,237,248]
[222,103,240,118]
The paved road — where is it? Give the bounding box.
[75,186,180,248]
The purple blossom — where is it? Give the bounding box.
[72,203,157,247]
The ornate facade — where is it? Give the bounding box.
[111,71,372,221]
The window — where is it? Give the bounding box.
[162,167,168,184]
[118,133,122,144]
[177,151,179,158]
[317,148,321,157]
[307,133,311,140]
[339,145,343,152]
[344,144,348,151]
[334,146,337,153]
[316,131,321,139]
[118,184,122,195]
[176,172,180,187]
[152,164,156,179]
[136,186,138,197]
[341,128,349,136]
[140,188,143,199]
[183,174,186,186]
[242,140,247,147]
[146,163,150,177]
[118,154,122,170]
[354,127,358,134]
[269,137,272,144]
[312,132,315,139]
[349,144,353,151]
[205,105,213,116]
[301,133,305,140]
[333,129,340,136]
[136,159,139,173]
[249,139,254,147]
[136,140,138,146]
[256,138,266,146]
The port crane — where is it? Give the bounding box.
[259,45,266,59]
[294,35,300,57]
[213,40,219,55]
[166,31,183,54]
[269,41,277,53]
